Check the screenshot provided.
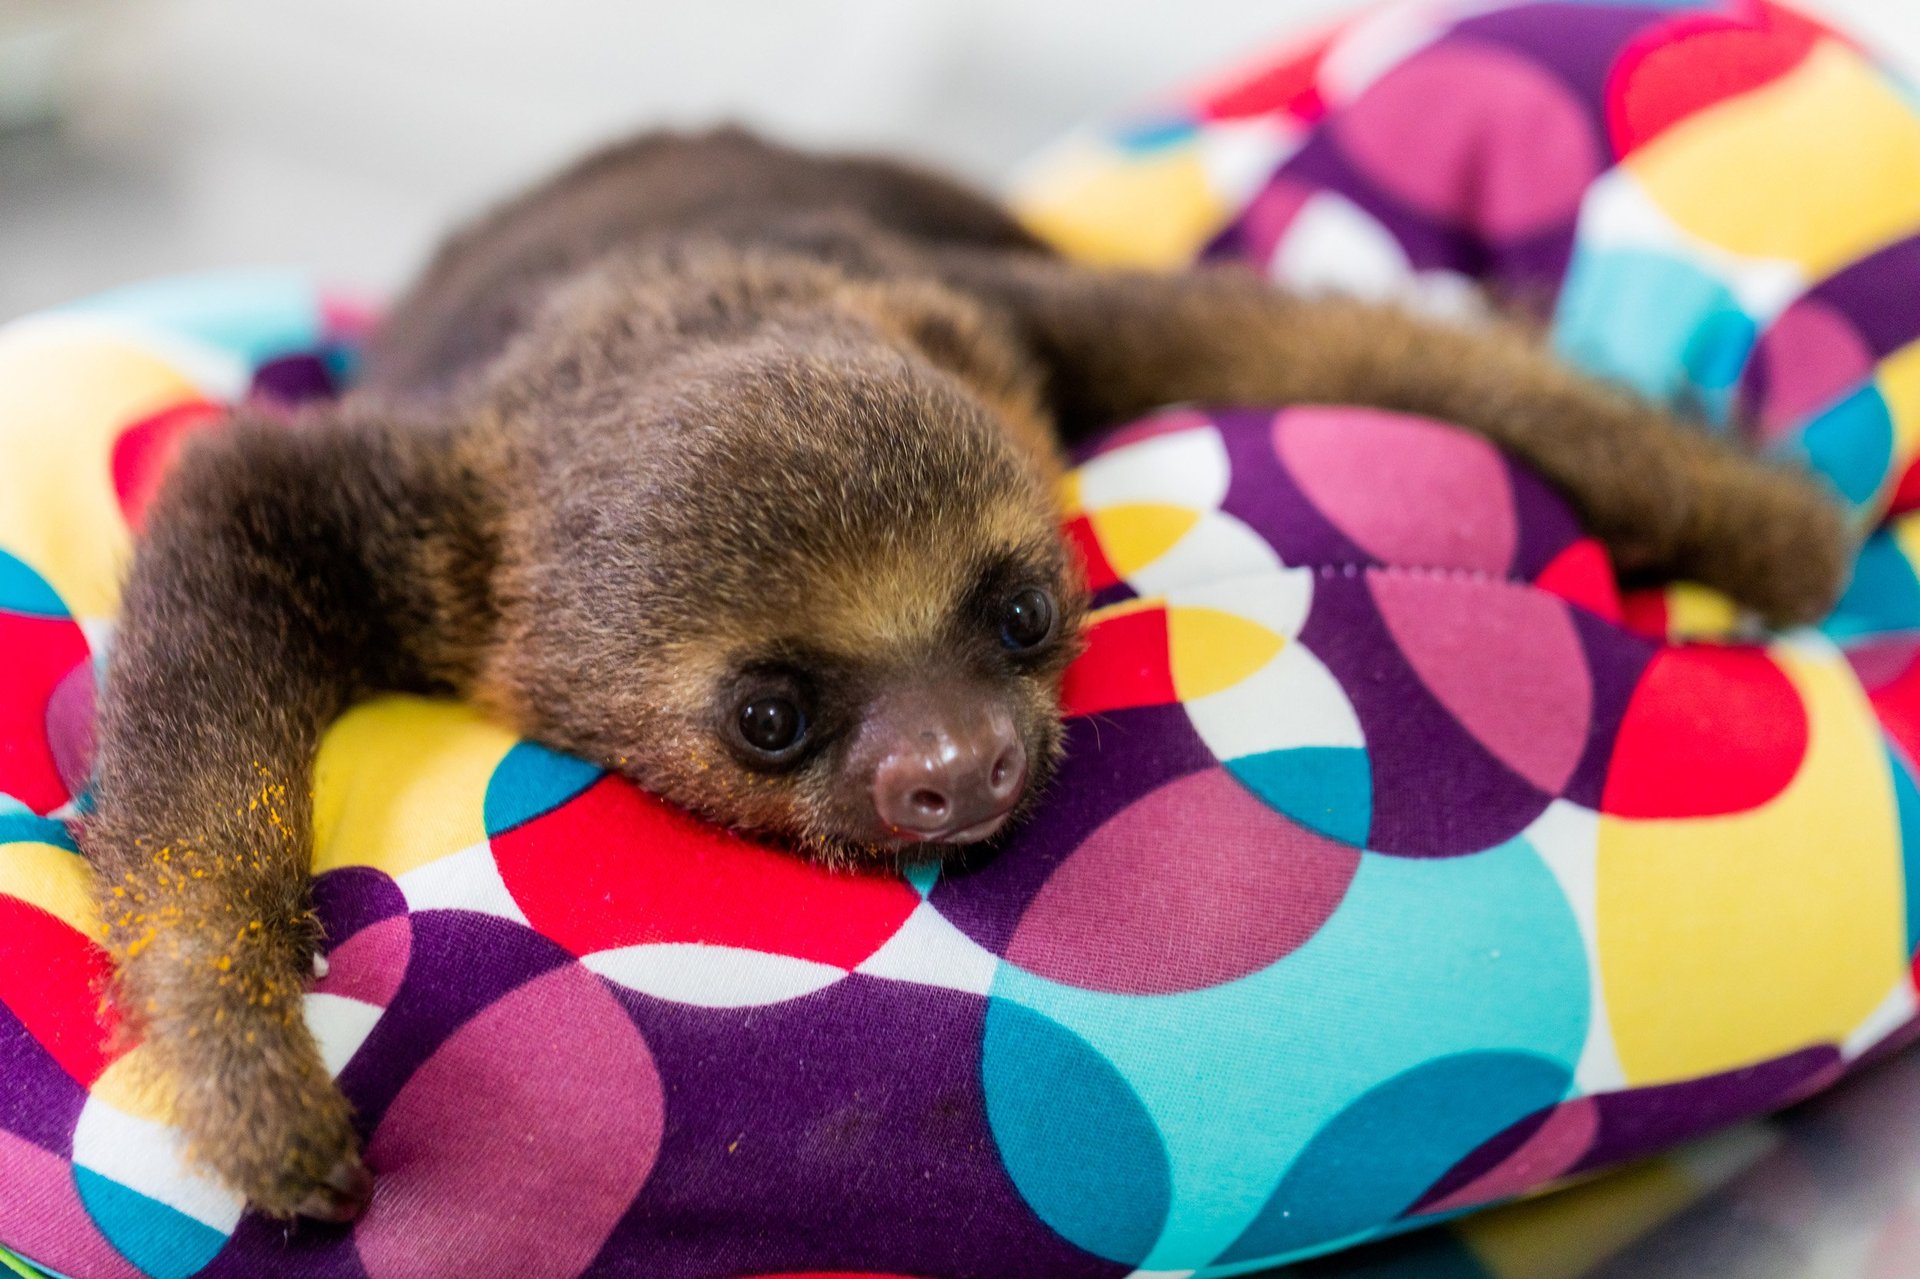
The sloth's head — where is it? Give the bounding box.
[482,313,1085,863]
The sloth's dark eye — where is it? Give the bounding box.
[737,695,807,757]
[1000,587,1056,652]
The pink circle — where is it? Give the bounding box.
[1004,768,1361,994]
[1276,407,1519,575]
[314,916,411,1009]
[1371,574,1593,796]
[1419,1097,1599,1214]
[44,658,96,801]
[1847,637,1920,694]
[1331,38,1602,239]
[0,1129,144,1279]
[1750,299,1875,443]
[356,963,663,1279]
[1090,406,1219,456]
[0,611,89,815]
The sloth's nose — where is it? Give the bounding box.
[867,696,1027,843]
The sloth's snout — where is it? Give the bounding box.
[861,685,1027,844]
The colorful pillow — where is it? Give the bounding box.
[6,2,1920,1277]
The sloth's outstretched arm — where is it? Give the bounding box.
[85,409,491,1220]
[940,251,1850,628]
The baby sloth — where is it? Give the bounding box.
[86,128,1848,1221]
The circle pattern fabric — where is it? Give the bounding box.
[5,3,1920,1275]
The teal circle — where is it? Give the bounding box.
[983,836,1587,1269]
[1824,529,1920,642]
[981,999,1173,1265]
[483,742,603,836]
[73,1168,227,1279]
[1218,1051,1573,1264]
[0,549,67,619]
[1793,383,1894,508]
[1885,740,1920,957]
[1227,745,1373,847]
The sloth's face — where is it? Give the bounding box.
[572,497,1085,866]
[485,337,1085,865]
[695,550,1083,860]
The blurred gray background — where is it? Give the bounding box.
[3,0,1917,323]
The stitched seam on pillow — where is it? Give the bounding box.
[1307,561,1646,635]
[1307,561,1521,587]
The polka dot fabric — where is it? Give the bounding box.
[6,3,1920,1274]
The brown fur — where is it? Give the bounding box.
[85,126,1849,1220]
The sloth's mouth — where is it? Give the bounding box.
[877,798,1021,849]
[924,808,1018,846]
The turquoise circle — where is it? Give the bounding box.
[1114,114,1201,153]
[59,268,322,370]
[1553,245,1754,425]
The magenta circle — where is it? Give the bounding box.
[356,963,664,1279]
[1331,37,1601,239]
[1004,768,1361,994]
